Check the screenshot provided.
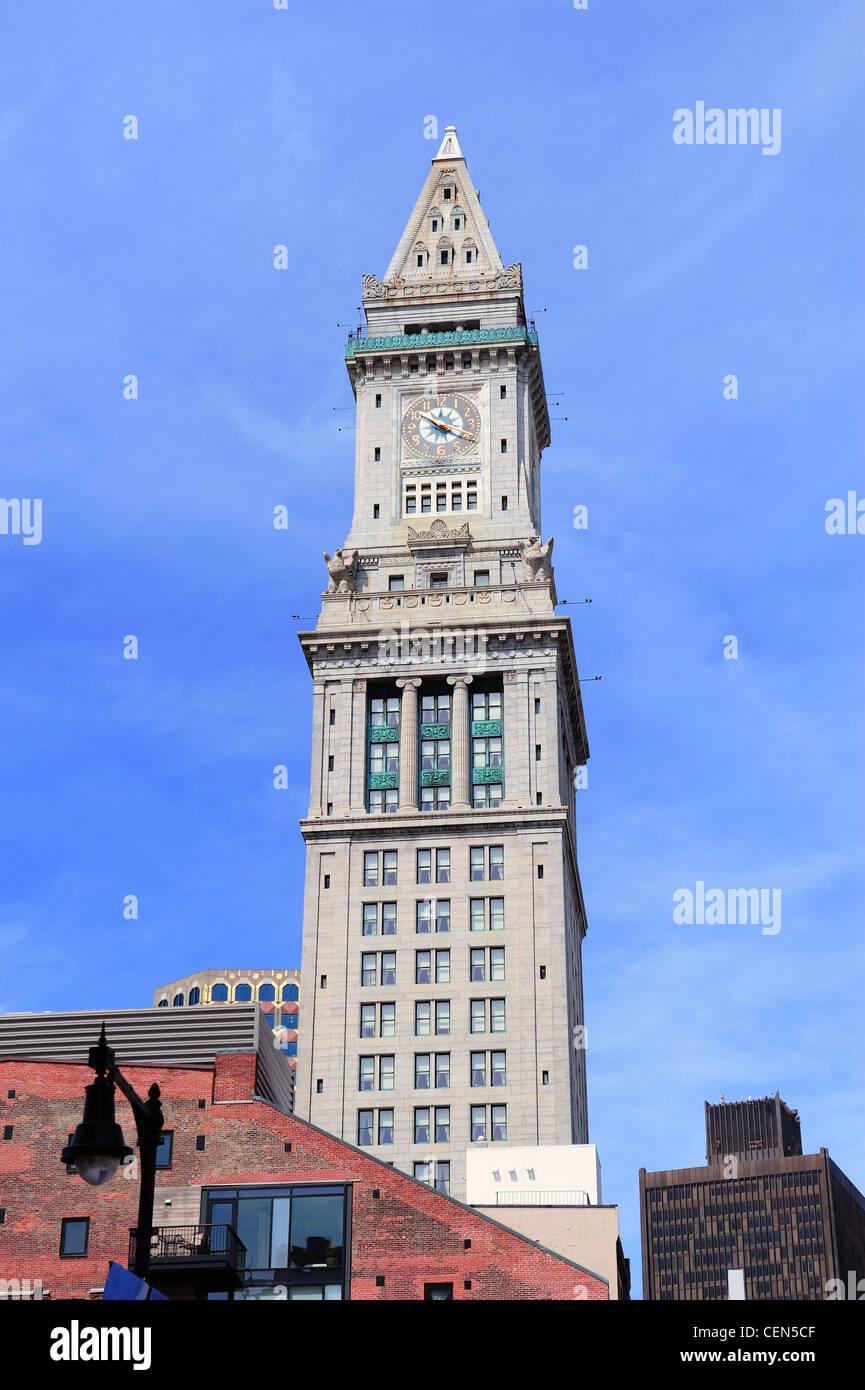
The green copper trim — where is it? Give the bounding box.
[471,719,502,738]
[420,769,451,787]
[472,766,504,785]
[368,772,399,790]
[420,722,450,740]
[369,725,399,743]
[346,326,539,359]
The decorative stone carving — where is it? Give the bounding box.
[324,547,359,593]
[522,535,554,582]
[407,518,472,545]
[362,273,388,300]
[487,263,523,292]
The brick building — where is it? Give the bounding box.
[0,1042,608,1301]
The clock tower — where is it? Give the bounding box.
[295,128,591,1201]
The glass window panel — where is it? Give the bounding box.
[435,1001,450,1035]
[490,948,505,981]
[362,904,377,936]
[270,1198,291,1268]
[435,1053,450,1088]
[492,1106,507,1142]
[414,1162,430,1184]
[290,1194,345,1269]
[470,948,485,982]
[363,852,378,886]
[435,849,450,883]
[360,1005,375,1037]
[471,1000,485,1033]
[435,950,450,984]
[381,953,396,985]
[491,999,506,1033]
[434,1163,450,1195]
[489,846,504,880]
[381,902,397,935]
[470,899,485,931]
[361,954,376,986]
[359,1057,374,1091]
[490,898,504,931]
[414,1108,430,1143]
[471,1052,486,1086]
[421,741,436,770]
[385,789,399,813]
[358,1111,374,1145]
[383,851,397,885]
[379,1056,394,1090]
[237,1197,272,1269]
[435,1108,450,1142]
[489,738,502,766]
[471,1107,487,1141]
[378,1110,394,1145]
[415,1054,430,1088]
[435,900,450,933]
[380,1004,395,1036]
[416,951,431,984]
[436,741,450,769]
[470,847,484,881]
[416,901,432,933]
[415,1002,430,1036]
[417,851,431,885]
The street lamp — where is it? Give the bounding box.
[61,1023,165,1280]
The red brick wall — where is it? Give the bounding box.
[0,1057,607,1301]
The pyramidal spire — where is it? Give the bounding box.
[436,124,462,159]
[381,126,505,285]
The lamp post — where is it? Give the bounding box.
[61,1023,165,1281]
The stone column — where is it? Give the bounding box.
[396,678,422,811]
[447,674,474,809]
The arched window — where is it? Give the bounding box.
[157,998,168,1008]
[437,236,452,268]
[429,207,442,234]
[172,993,184,1007]
[234,982,252,1002]
[188,986,200,1006]
[463,238,477,266]
[282,983,299,1002]
[259,983,275,1002]
[414,241,427,270]
[211,982,229,1002]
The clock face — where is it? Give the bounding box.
[401,392,481,459]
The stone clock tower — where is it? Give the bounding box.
[295,128,591,1201]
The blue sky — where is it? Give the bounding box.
[1,1,862,1296]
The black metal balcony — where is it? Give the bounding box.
[128,1224,246,1293]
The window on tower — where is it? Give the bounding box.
[367,691,401,813]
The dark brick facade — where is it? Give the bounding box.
[0,1054,607,1301]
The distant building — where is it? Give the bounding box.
[705,1093,802,1163]
[153,968,300,1073]
[0,1009,608,1301]
[640,1096,865,1300]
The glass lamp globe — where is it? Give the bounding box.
[75,1153,122,1186]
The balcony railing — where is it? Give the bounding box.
[129,1223,246,1270]
[494,1190,591,1207]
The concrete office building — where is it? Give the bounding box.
[295,127,592,1201]
[640,1095,865,1301]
